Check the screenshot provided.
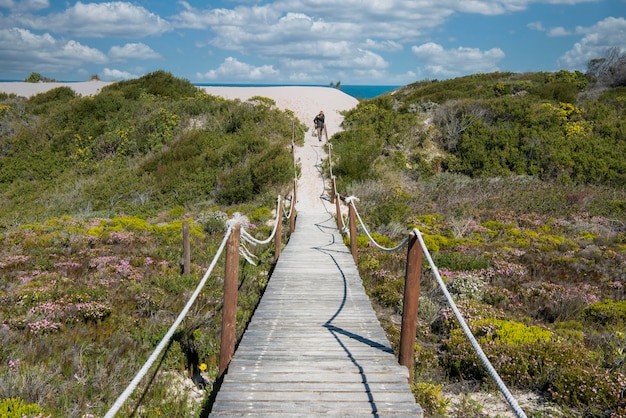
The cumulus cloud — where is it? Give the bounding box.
[411,42,505,77]
[362,38,403,52]
[102,67,139,80]
[15,1,172,38]
[109,43,161,61]
[558,17,626,69]
[453,0,599,15]
[173,1,450,48]
[0,27,106,74]
[196,57,279,81]
[0,0,48,12]
[547,26,572,36]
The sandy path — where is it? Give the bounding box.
[199,86,359,214]
[0,82,359,215]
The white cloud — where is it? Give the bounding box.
[362,38,403,52]
[109,43,161,61]
[196,57,279,81]
[15,1,172,38]
[351,49,388,69]
[527,21,545,31]
[452,0,599,15]
[547,26,572,36]
[0,0,48,12]
[411,42,505,77]
[559,17,626,69]
[0,27,107,74]
[173,1,451,50]
[102,67,138,80]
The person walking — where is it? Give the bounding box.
[314,110,326,142]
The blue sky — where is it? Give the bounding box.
[0,0,624,85]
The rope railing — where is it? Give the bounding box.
[104,225,234,418]
[337,196,526,418]
[328,146,527,417]
[104,194,293,416]
[413,228,528,418]
[346,196,410,252]
[240,195,283,246]
[104,124,302,416]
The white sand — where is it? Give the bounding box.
[0,80,113,97]
[0,82,359,214]
[200,86,359,213]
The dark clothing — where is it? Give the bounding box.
[314,114,325,129]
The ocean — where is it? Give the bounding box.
[195,84,401,100]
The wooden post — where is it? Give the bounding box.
[293,179,297,210]
[219,223,240,378]
[399,232,422,380]
[182,221,190,275]
[330,177,336,204]
[289,195,296,234]
[349,201,357,263]
[275,196,282,260]
[335,194,342,231]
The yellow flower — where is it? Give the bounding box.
[199,363,207,371]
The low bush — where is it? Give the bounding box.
[411,382,450,416]
[584,299,626,326]
[0,397,48,418]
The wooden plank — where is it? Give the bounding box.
[209,212,423,417]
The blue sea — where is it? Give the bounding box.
[195,84,401,100]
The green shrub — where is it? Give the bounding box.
[583,299,626,326]
[216,165,255,204]
[433,251,491,271]
[0,397,48,417]
[24,72,41,83]
[411,382,450,416]
[447,273,487,301]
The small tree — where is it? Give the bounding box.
[25,72,41,83]
[587,47,626,88]
[329,81,341,90]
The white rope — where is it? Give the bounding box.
[239,241,258,265]
[104,224,234,418]
[412,228,528,418]
[328,142,334,179]
[240,196,282,246]
[282,195,294,219]
[347,196,410,252]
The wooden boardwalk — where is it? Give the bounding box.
[209,211,423,417]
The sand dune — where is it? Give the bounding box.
[0,81,359,213]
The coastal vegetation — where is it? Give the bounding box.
[0,71,301,416]
[332,50,626,416]
[1,48,625,416]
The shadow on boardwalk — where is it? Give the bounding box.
[206,211,423,417]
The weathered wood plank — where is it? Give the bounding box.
[209,211,423,417]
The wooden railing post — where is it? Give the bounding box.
[182,221,191,275]
[275,196,283,260]
[399,232,422,380]
[219,223,240,378]
[335,194,341,231]
[293,179,297,212]
[348,201,357,263]
[289,195,296,234]
[330,177,336,204]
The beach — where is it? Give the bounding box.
[0,81,359,213]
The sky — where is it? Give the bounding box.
[0,0,624,85]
